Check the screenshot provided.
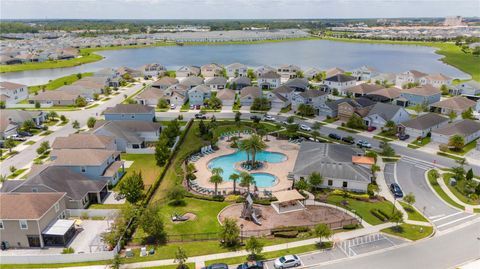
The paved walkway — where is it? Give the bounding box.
[436,170,480,213]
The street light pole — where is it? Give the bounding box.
[240,224,244,245]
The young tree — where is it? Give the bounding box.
[466,168,474,181]
[390,210,404,229]
[22,119,35,132]
[440,84,449,95]
[111,254,123,269]
[174,247,188,269]
[229,173,240,194]
[308,172,323,190]
[219,218,240,247]
[60,115,67,123]
[403,192,416,206]
[155,136,170,166]
[448,134,465,152]
[314,224,332,246]
[140,204,166,243]
[311,130,320,142]
[36,141,50,155]
[157,98,169,109]
[119,171,145,204]
[87,117,96,128]
[47,111,58,120]
[4,138,16,153]
[295,179,308,191]
[9,166,16,173]
[168,185,185,205]
[75,96,87,107]
[251,97,270,111]
[312,121,322,131]
[380,142,396,157]
[448,111,457,122]
[384,120,396,134]
[430,169,440,180]
[287,116,295,124]
[346,114,366,130]
[245,236,264,259]
[35,101,41,109]
[451,166,466,181]
[72,120,80,129]
[461,107,474,120]
[235,111,242,126]
[367,183,379,198]
[239,171,255,193]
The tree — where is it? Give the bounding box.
[140,204,166,243]
[297,104,315,117]
[36,141,50,155]
[380,142,396,157]
[22,119,35,132]
[93,93,100,101]
[313,224,332,246]
[384,120,396,134]
[0,174,6,183]
[206,96,222,110]
[251,97,270,111]
[35,101,41,109]
[210,167,224,195]
[308,172,323,190]
[367,183,379,198]
[155,136,170,167]
[243,135,267,168]
[371,164,380,179]
[72,120,80,129]
[239,171,255,193]
[111,254,123,269]
[448,111,457,122]
[219,218,240,247]
[229,173,240,194]
[75,96,87,107]
[76,73,83,79]
[4,139,16,153]
[466,168,474,181]
[60,115,67,122]
[9,166,16,173]
[311,130,320,142]
[157,98,169,109]
[461,107,474,120]
[87,117,96,128]
[390,210,404,228]
[47,111,58,119]
[119,171,144,204]
[346,114,366,130]
[256,128,268,141]
[430,169,440,180]
[168,185,185,205]
[235,112,241,126]
[403,192,416,206]
[312,121,322,131]
[0,100,5,109]
[440,84,449,95]
[174,247,188,269]
[295,179,308,191]
[245,236,264,259]
[287,116,295,124]
[412,104,423,115]
[332,88,339,96]
[451,166,466,181]
[448,134,465,152]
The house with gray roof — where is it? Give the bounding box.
[432,119,480,145]
[240,86,262,106]
[400,85,441,106]
[292,142,372,192]
[258,71,281,90]
[254,65,276,78]
[134,86,166,106]
[141,63,166,77]
[291,89,328,114]
[323,74,356,94]
[304,68,322,80]
[52,133,116,150]
[103,104,155,122]
[0,81,28,104]
[277,64,301,80]
[188,85,211,106]
[352,65,379,81]
[0,110,46,139]
[283,78,309,92]
[230,76,251,90]
[176,66,201,78]
[180,76,204,89]
[29,89,81,106]
[205,76,227,91]
[217,89,236,106]
[345,83,383,97]
[1,166,108,209]
[363,102,411,128]
[450,80,480,96]
[152,77,179,90]
[398,112,449,138]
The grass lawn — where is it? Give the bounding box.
[28,72,93,93]
[119,154,163,191]
[39,130,53,136]
[205,242,333,266]
[441,140,478,156]
[398,201,428,222]
[336,126,361,134]
[58,120,69,126]
[7,168,28,179]
[24,141,36,145]
[376,130,397,140]
[381,224,433,241]
[88,203,127,209]
[326,195,394,225]
[409,137,431,148]
[0,151,18,161]
[436,151,465,161]
[373,135,394,142]
[427,170,465,210]
[280,105,292,113]
[442,173,479,205]
[322,117,338,124]
[44,119,59,127]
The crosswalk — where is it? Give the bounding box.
[400,156,437,171]
[430,212,478,231]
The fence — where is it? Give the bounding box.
[126,147,155,154]
[0,250,116,265]
[6,103,53,108]
[67,209,119,219]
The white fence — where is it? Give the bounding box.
[1,250,116,264]
[126,147,155,154]
[67,209,119,218]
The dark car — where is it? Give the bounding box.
[195,113,207,119]
[341,136,355,144]
[237,261,264,269]
[250,115,261,121]
[367,126,377,132]
[398,134,410,141]
[18,131,33,137]
[390,183,404,198]
[203,263,229,269]
[329,133,341,140]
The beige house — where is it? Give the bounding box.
[29,90,80,106]
[430,96,477,116]
[201,63,223,78]
[217,89,236,106]
[240,86,262,106]
[0,193,72,248]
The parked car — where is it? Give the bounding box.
[264,115,276,122]
[367,126,377,132]
[341,136,355,144]
[398,134,410,141]
[203,263,229,269]
[329,133,341,140]
[195,113,207,119]
[237,261,264,269]
[17,131,33,137]
[274,255,301,269]
[85,98,94,103]
[170,104,176,109]
[250,115,261,121]
[356,140,372,148]
[390,183,404,198]
[7,134,26,141]
[300,124,311,132]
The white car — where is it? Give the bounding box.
[300,124,311,131]
[170,104,176,109]
[264,115,276,121]
[274,255,301,269]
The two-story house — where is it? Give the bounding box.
[201,63,223,78]
[152,77,179,90]
[336,98,376,122]
[419,73,452,88]
[103,104,155,122]
[176,66,201,79]
[230,77,252,90]
[277,64,301,81]
[205,77,227,91]
[188,85,211,106]
[363,102,411,129]
[0,81,28,104]
[141,63,166,77]
[291,89,328,115]
[257,71,281,90]
[240,86,262,106]
[352,65,379,81]
[324,74,356,95]
[395,70,428,87]
[226,63,248,78]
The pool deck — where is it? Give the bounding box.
[192,136,300,192]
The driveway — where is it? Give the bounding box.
[69,220,111,253]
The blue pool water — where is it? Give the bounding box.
[207,150,287,188]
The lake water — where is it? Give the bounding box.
[0,39,470,85]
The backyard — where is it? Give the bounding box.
[119,154,163,191]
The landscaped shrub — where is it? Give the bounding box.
[61,247,75,254]
[342,224,358,230]
[370,209,388,222]
[331,190,369,201]
[224,195,242,202]
[274,230,299,238]
[271,226,310,234]
[377,209,391,220]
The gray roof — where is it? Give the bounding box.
[325,97,375,110]
[180,76,204,87]
[462,80,480,89]
[231,76,251,85]
[432,119,480,137]
[272,85,295,94]
[400,112,449,130]
[298,89,327,98]
[205,76,227,86]
[259,71,281,79]
[293,142,371,182]
[325,74,356,83]
[104,104,154,114]
[93,120,160,143]
[2,166,107,200]
[366,103,404,121]
[284,78,309,89]
[240,86,262,98]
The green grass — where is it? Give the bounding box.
[373,135,394,142]
[28,72,93,93]
[39,130,53,136]
[88,203,127,209]
[7,168,28,179]
[381,224,433,241]
[442,173,479,205]
[119,154,163,191]
[280,105,292,113]
[44,119,59,127]
[0,53,102,73]
[410,136,431,148]
[427,170,465,210]
[336,126,361,133]
[0,151,18,161]
[322,117,339,124]
[0,260,110,269]
[399,201,428,222]
[441,139,478,156]
[205,242,333,266]
[24,140,36,145]
[326,195,394,225]
[376,130,398,140]
[436,151,465,161]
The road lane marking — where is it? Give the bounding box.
[429,214,445,219]
[432,212,463,222]
[436,214,477,229]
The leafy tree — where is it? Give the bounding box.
[440,84,449,95]
[295,70,304,78]
[308,172,323,190]
[0,174,6,183]
[9,166,16,173]
[111,254,123,269]
[411,104,423,115]
[93,93,100,101]
[163,120,181,146]
[119,171,145,204]
[35,101,41,109]
[245,236,264,259]
[210,168,224,195]
[239,171,255,193]
[242,135,267,168]
[384,120,396,133]
[235,112,241,126]
[140,204,166,243]
[155,136,170,167]
[36,141,50,155]
[76,73,83,79]
[47,111,58,119]
[72,120,80,129]
[168,185,185,205]
[448,111,457,122]
[247,69,256,80]
[451,166,466,181]
[403,192,416,206]
[0,100,5,109]
[295,179,308,191]
[219,218,240,247]
[87,117,96,128]
[466,168,474,181]
[256,128,268,141]
[332,88,339,96]
[314,224,332,246]
[251,97,271,111]
[157,99,169,109]
[174,247,188,269]
[346,114,366,130]
[297,104,315,117]
[380,142,396,157]
[448,134,465,151]
[312,121,322,131]
[75,96,87,107]
[206,96,222,110]
[367,183,379,198]
[60,115,67,122]
[390,210,404,228]
[462,107,475,120]
[430,169,440,180]
[287,116,295,124]
[4,139,16,152]
[311,130,320,142]
[229,173,240,194]
[22,120,35,132]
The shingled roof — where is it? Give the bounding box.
[400,112,449,130]
[0,193,65,220]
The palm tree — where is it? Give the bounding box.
[239,171,255,193]
[212,167,224,176]
[247,135,267,169]
[229,173,240,194]
[238,140,251,163]
[210,167,224,195]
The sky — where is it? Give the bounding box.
[1,0,478,20]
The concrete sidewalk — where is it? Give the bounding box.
[437,170,480,213]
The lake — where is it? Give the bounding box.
[0,39,470,85]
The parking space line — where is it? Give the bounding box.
[431,212,463,223]
[436,214,477,229]
[429,214,445,220]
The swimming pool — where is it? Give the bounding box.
[207,150,287,188]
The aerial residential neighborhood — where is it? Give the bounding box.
[0,2,479,269]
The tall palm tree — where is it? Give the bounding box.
[248,135,267,169]
[211,167,224,176]
[239,171,255,193]
[238,140,251,163]
[229,173,240,194]
[210,174,223,195]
